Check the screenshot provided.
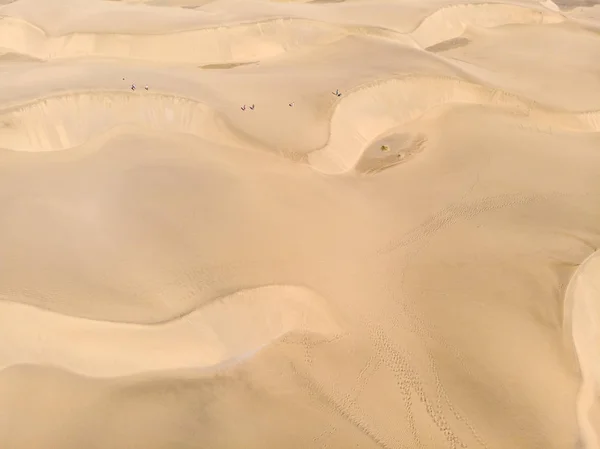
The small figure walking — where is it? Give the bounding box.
[249,104,255,110]
[131,83,136,91]
[145,85,149,91]
[332,89,341,97]
[241,105,246,111]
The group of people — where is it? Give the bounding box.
[123,78,148,91]
[240,90,341,112]
[121,77,343,109]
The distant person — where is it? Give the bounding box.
[332,89,341,97]
[241,105,246,111]
[131,83,136,91]
[145,85,149,91]
[249,104,255,110]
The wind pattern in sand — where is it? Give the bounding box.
[0,0,599,448]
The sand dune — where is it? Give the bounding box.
[0,16,347,64]
[0,285,342,377]
[0,91,246,151]
[309,76,600,174]
[566,251,600,449]
[4,75,599,170]
[0,2,568,64]
[0,0,599,448]
[411,2,564,48]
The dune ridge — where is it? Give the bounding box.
[0,3,569,64]
[3,75,600,172]
[0,0,599,447]
[0,16,348,64]
[410,2,565,48]
[0,285,343,377]
[0,90,247,151]
[308,75,600,174]
[565,251,600,449]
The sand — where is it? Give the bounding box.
[0,0,598,448]
[566,251,600,449]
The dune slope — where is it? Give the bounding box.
[566,252,600,449]
[0,0,599,448]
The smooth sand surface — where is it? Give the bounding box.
[0,0,599,448]
[566,251,600,449]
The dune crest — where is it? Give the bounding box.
[0,285,342,377]
[0,91,244,151]
[0,16,346,64]
[566,252,600,449]
[308,76,600,174]
[410,3,564,48]
[7,73,599,170]
[0,0,598,447]
[0,2,569,64]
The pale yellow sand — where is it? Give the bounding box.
[566,251,600,449]
[0,0,599,448]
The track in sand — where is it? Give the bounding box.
[0,0,599,448]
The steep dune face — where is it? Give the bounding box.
[0,16,347,64]
[0,2,567,64]
[0,285,342,377]
[435,21,600,110]
[308,76,600,174]
[410,3,564,48]
[0,0,599,448]
[566,252,600,449]
[4,76,598,171]
[0,92,238,151]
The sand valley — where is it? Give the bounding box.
[0,0,599,448]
